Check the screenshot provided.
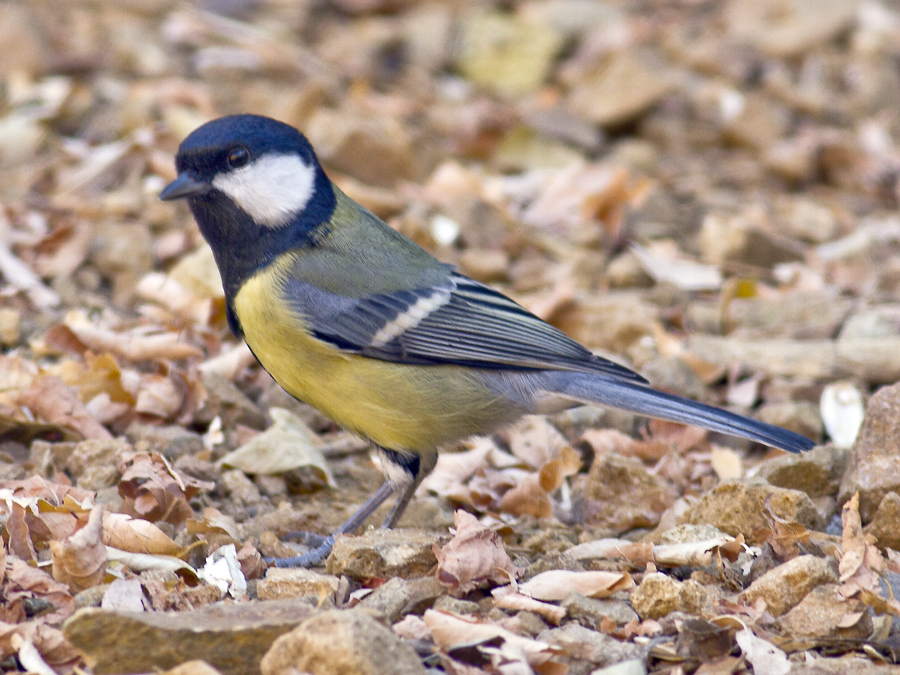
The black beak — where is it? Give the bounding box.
[160,173,211,201]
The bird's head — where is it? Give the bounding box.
[160,114,333,230]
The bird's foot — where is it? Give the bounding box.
[264,531,335,568]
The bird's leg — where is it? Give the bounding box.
[381,476,419,528]
[269,480,396,567]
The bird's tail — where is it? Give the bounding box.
[557,372,816,454]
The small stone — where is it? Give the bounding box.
[327,529,445,579]
[458,248,510,284]
[757,444,846,499]
[64,601,316,675]
[357,576,445,624]
[67,438,131,490]
[682,480,823,543]
[257,568,340,603]
[431,594,481,618]
[864,492,900,551]
[720,92,789,152]
[568,49,675,127]
[126,423,204,460]
[699,214,805,269]
[218,469,262,510]
[777,198,839,244]
[260,609,426,675]
[776,584,872,639]
[0,307,21,346]
[305,109,420,187]
[755,400,823,444]
[606,252,654,289]
[839,306,900,340]
[578,452,675,531]
[630,573,719,620]
[740,555,837,617]
[455,10,564,99]
[838,382,900,521]
[539,622,647,672]
[647,523,732,546]
[196,372,268,429]
[561,592,639,627]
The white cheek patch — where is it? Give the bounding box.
[212,153,316,228]
[370,286,453,347]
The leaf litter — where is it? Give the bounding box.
[1,0,900,673]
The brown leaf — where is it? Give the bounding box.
[102,512,181,556]
[516,569,634,601]
[50,505,106,592]
[434,510,520,595]
[17,375,112,440]
[2,559,75,624]
[118,451,213,526]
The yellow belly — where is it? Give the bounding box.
[232,269,514,451]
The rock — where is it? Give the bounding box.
[326,529,445,579]
[648,523,732,545]
[432,594,481,617]
[455,10,564,98]
[196,372,267,429]
[561,592,639,627]
[606,251,654,289]
[720,92,789,152]
[839,306,900,340]
[739,555,837,617]
[257,568,340,603]
[578,452,675,531]
[220,469,262,509]
[591,660,648,675]
[357,576,445,624]
[552,292,660,354]
[681,481,822,543]
[756,444,846,499]
[0,307,21,346]
[838,382,900,521]
[864,492,900,551]
[305,109,421,187]
[539,622,647,674]
[67,438,131,490]
[126,423,204,460]
[776,198,840,244]
[260,609,426,675]
[64,600,316,675]
[790,658,900,675]
[725,0,859,58]
[755,400,823,445]
[567,49,675,127]
[776,584,872,639]
[699,213,805,269]
[629,573,719,620]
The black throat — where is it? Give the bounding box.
[188,169,336,337]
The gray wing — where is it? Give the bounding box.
[285,272,646,382]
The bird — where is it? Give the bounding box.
[160,114,816,567]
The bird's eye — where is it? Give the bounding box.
[227,147,250,169]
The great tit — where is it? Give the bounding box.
[160,114,816,567]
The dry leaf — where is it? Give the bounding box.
[102,512,181,555]
[491,588,566,624]
[50,505,106,592]
[217,407,335,486]
[516,569,634,601]
[434,510,520,595]
[118,451,214,526]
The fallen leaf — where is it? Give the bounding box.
[434,510,520,595]
[217,407,335,486]
[50,505,107,592]
[516,569,634,601]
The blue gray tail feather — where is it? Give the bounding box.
[559,373,816,454]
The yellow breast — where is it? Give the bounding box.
[232,266,514,451]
